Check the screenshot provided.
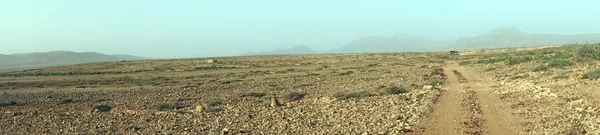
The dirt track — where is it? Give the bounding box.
[424,62,522,135]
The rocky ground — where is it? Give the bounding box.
[469,62,600,134]
[1,44,599,134]
[0,52,448,134]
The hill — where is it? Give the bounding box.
[243,45,317,56]
[0,51,145,72]
[450,27,600,49]
[329,33,438,53]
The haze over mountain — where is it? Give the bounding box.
[450,27,600,49]
[0,51,145,72]
[243,45,317,56]
[266,27,600,54]
[327,33,441,53]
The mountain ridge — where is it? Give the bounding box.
[0,51,145,72]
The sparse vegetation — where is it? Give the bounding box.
[582,69,600,80]
[426,79,444,85]
[507,56,532,65]
[315,65,331,70]
[532,64,548,71]
[296,82,314,87]
[240,92,267,97]
[477,55,509,64]
[332,85,407,100]
[547,59,573,68]
[377,86,409,95]
[552,74,568,79]
[203,107,223,113]
[332,91,373,100]
[428,60,445,63]
[336,71,354,76]
[94,98,109,102]
[194,66,237,70]
[576,46,599,60]
[177,97,194,102]
[0,101,18,107]
[509,74,530,80]
[459,61,472,65]
[206,99,223,106]
[60,99,74,103]
[91,105,112,113]
[282,92,307,100]
[157,102,184,111]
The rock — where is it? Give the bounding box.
[569,99,586,108]
[402,126,412,132]
[222,128,229,135]
[194,105,204,113]
[422,85,433,90]
[270,97,282,107]
[319,97,333,103]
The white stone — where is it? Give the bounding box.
[422,85,433,90]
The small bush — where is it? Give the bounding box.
[240,92,267,98]
[91,105,112,113]
[336,71,354,76]
[459,61,472,65]
[582,69,600,80]
[316,65,331,70]
[94,98,109,102]
[427,79,444,85]
[333,91,374,100]
[509,74,530,80]
[203,107,223,113]
[177,97,194,102]
[532,65,548,71]
[552,74,568,79]
[0,101,17,107]
[547,59,573,68]
[157,102,184,111]
[379,86,409,95]
[344,91,373,99]
[486,67,499,71]
[61,99,74,103]
[331,91,346,99]
[282,92,307,100]
[507,56,532,65]
[428,60,445,63]
[576,46,599,60]
[206,99,222,106]
[296,81,314,87]
[478,55,509,64]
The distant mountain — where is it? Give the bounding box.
[450,27,600,49]
[329,33,439,53]
[0,51,145,72]
[244,45,317,56]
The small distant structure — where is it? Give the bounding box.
[449,51,459,55]
[206,59,218,64]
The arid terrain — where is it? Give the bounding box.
[1,44,599,134]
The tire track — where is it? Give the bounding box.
[424,62,518,135]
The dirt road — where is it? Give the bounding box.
[423,62,522,135]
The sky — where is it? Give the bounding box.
[1,0,599,58]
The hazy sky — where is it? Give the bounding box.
[1,1,599,58]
